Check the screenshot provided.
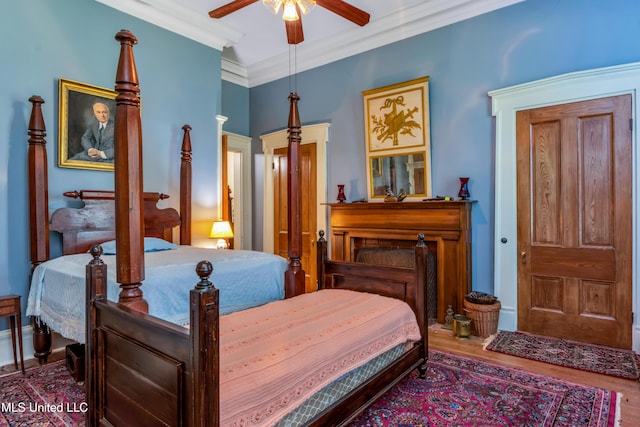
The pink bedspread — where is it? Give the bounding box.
[219,288,421,426]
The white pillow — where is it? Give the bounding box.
[99,237,177,255]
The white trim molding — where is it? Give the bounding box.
[489,61,640,352]
[224,132,253,250]
[260,123,330,254]
[216,115,228,220]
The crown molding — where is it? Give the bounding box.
[98,0,524,88]
[221,58,249,87]
[247,0,524,87]
[96,0,243,50]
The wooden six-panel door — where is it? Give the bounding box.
[274,144,317,292]
[516,95,632,348]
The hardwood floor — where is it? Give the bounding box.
[429,327,639,426]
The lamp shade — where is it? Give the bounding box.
[210,220,234,249]
[210,220,234,239]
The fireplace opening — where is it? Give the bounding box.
[351,237,438,324]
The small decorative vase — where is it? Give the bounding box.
[336,184,347,203]
[458,177,470,200]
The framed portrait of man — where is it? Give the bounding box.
[58,78,117,171]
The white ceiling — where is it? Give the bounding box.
[97,0,524,87]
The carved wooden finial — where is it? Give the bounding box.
[114,30,140,108]
[89,245,104,265]
[28,95,46,144]
[318,230,325,242]
[181,124,193,158]
[417,233,426,246]
[195,261,214,289]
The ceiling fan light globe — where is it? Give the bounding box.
[282,1,299,21]
[263,0,282,15]
[297,0,316,15]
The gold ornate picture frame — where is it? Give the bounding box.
[58,78,117,171]
[363,76,432,201]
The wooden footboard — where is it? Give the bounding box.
[308,231,429,425]
[86,233,429,426]
[85,246,219,426]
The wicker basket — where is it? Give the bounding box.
[463,299,501,338]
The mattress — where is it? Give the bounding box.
[26,246,288,343]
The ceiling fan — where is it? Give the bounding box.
[209,0,370,45]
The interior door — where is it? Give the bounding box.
[516,94,632,348]
[274,144,318,292]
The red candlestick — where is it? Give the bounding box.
[337,184,346,203]
[458,177,470,200]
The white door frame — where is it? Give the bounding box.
[224,131,252,250]
[490,62,640,352]
[260,123,330,254]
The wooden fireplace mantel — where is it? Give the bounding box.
[325,200,474,323]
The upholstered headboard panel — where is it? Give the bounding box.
[356,247,437,321]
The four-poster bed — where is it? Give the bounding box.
[28,29,430,425]
[26,81,286,362]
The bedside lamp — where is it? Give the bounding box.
[210,220,234,249]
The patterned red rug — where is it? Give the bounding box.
[349,349,618,427]
[485,330,640,381]
[0,351,619,426]
[0,360,85,427]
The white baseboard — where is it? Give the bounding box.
[0,325,75,367]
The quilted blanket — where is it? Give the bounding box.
[219,288,421,426]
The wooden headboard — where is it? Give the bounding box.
[50,190,178,255]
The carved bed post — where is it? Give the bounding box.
[316,230,327,289]
[27,95,52,363]
[180,125,192,245]
[413,233,429,376]
[190,260,219,425]
[113,30,147,312]
[85,245,107,426]
[284,92,305,298]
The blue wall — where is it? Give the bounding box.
[222,80,250,136]
[0,1,222,328]
[249,0,640,295]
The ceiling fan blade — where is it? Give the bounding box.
[285,16,304,44]
[209,0,258,18]
[316,0,370,26]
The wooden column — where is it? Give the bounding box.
[113,30,147,312]
[27,95,52,363]
[180,124,192,245]
[284,92,305,297]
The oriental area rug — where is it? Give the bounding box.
[0,351,619,427]
[349,349,618,427]
[485,330,640,381]
[0,360,85,427]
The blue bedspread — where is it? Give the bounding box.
[26,246,288,343]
